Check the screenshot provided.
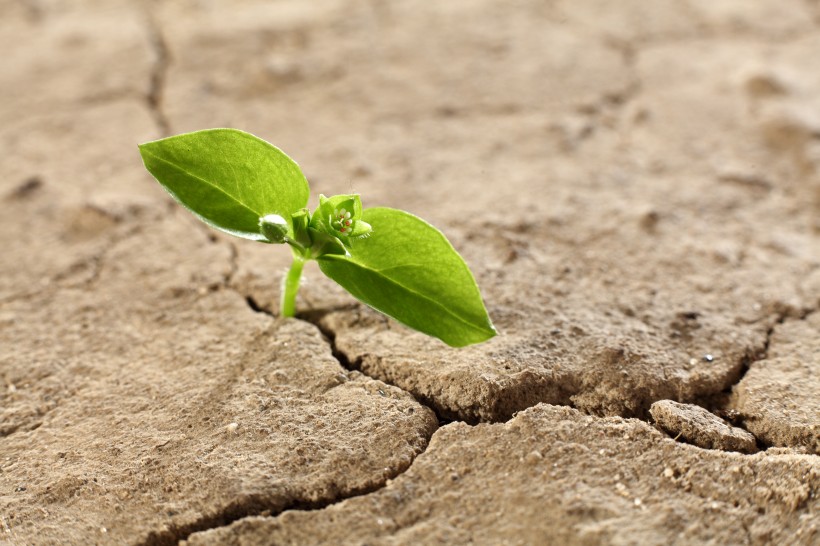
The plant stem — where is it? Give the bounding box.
[281,254,305,317]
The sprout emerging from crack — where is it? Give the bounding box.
[139,128,495,347]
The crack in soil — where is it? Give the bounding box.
[0,420,43,439]
[0,221,149,308]
[244,281,808,437]
[223,241,239,288]
[136,194,816,541]
[134,292,441,546]
[143,12,171,137]
[241,295,454,424]
[140,285,817,543]
[57,225,148,291]
[298,302,815,458]
[692,305,819,451]
[138,441,435,546]
[297,307,455,427]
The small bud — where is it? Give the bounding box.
[349,219,372,238]
[259,214,289,243]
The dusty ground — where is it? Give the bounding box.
[1,1,818,545]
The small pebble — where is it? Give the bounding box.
[225,423,239,433]
[524,450,543,465]
[650,400,757,453]
[703,354,714,362]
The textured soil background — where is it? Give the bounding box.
[1,1,819,545]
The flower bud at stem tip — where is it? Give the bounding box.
[259,214,289,243]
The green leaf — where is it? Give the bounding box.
[318,207,496,347]
[138,129,309,241]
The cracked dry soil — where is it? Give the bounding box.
[1,1,818,545]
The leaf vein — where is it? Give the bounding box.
[141,147,261,218]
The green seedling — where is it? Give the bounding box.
[138,128,495,347]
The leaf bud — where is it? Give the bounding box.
[259,214,289,244]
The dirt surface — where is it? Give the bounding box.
[1,1,818,545]
[731,312,820,453]
[186,405,819,546]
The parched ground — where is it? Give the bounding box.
[1,1,818,545]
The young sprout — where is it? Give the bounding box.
[138,129,495,347]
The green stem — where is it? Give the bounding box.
[281,254,305,317]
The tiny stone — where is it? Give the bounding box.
[650,400,757,453]
[703,354,714,362]
[226,423,239,433]
[524,450,543,464]
[663,467,674,478]
[634,498,642,506]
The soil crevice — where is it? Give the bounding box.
[15,279,811,545]
[140,453,432,546]
[297,308,455,427]
[143,11,171,137]
[134,294,442,546]
[238,295,454,426]
[694,305,819,451]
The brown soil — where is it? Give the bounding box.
[1,1,818,545]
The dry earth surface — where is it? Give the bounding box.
[1,1,818,545]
